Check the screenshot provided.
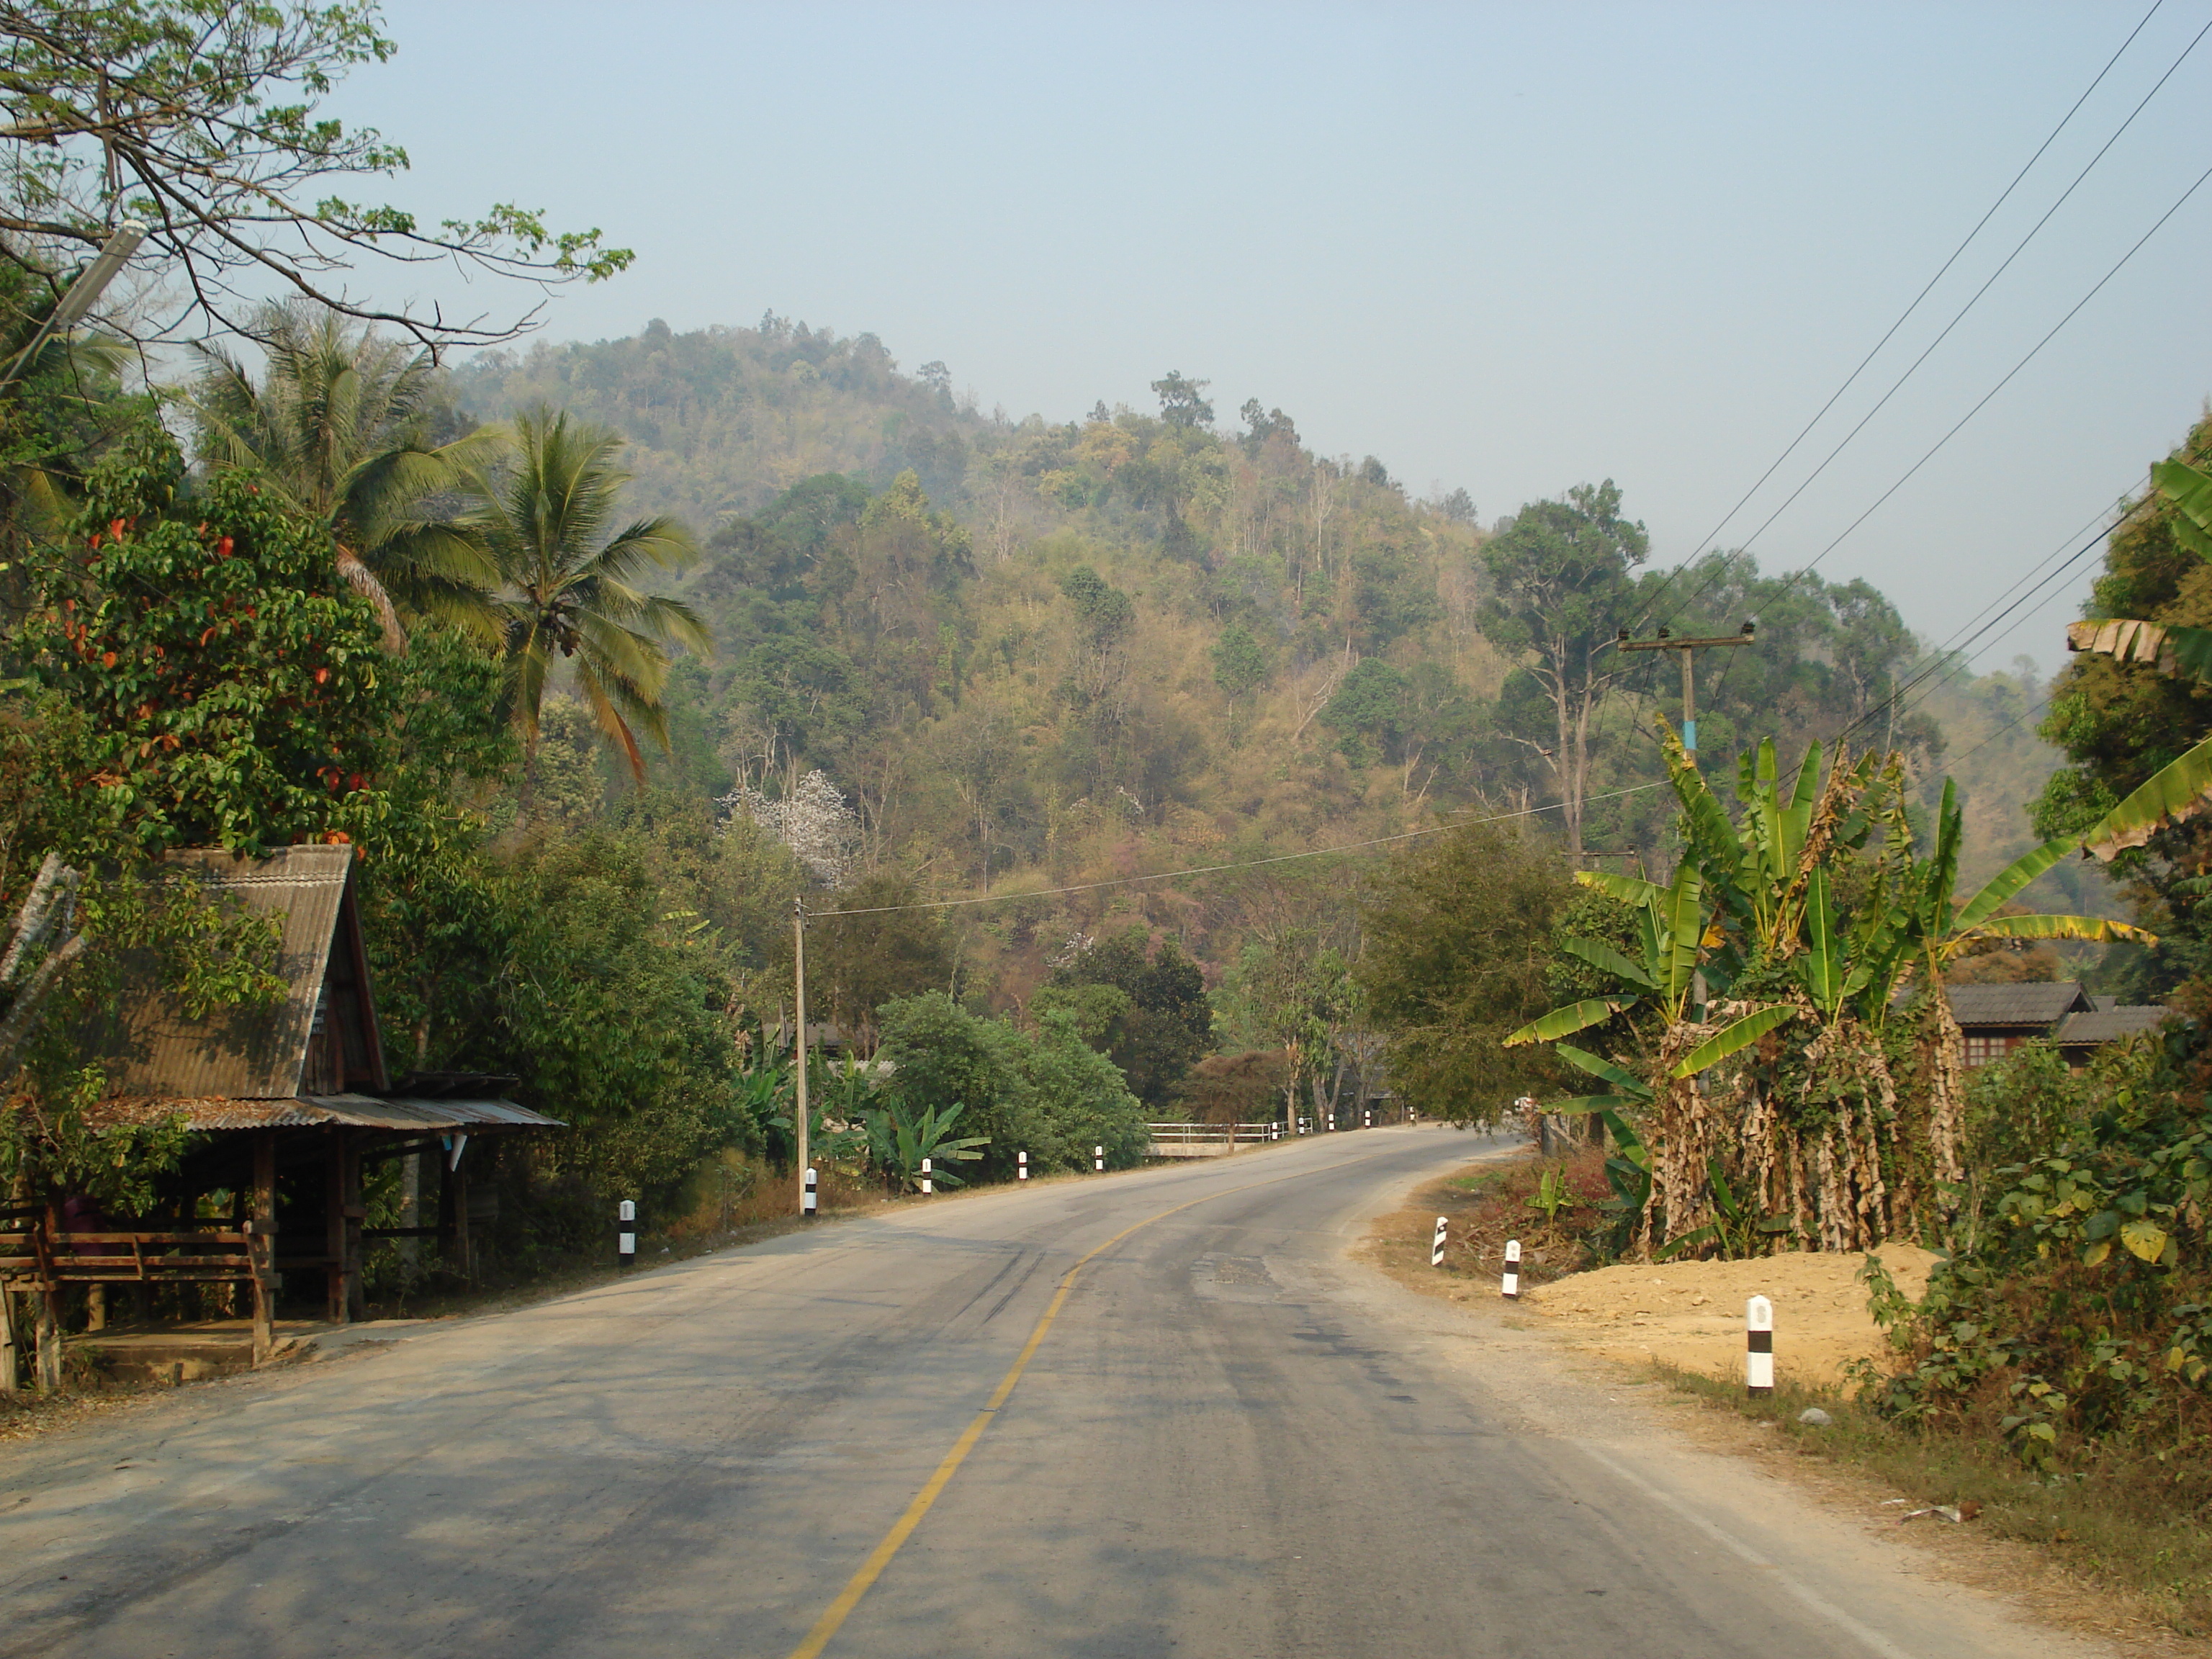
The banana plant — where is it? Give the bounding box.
[1656,1156,1797,1260]
[2055,459,2212,858]
[1507,853,1707,1051]
[1511,729,2154,1257]
[861,1100,991,1193]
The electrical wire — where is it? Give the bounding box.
[1804,505,2116,750]
[1622,0,2169,635]
[807,781,1673,917]
[1830,553,2091,754]
[1692,132,2212,728]
[1784,148,2212,592]
[1666,10,2207,631]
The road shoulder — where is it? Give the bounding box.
[1345,1151,2195,1659]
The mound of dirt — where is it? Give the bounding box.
[1521,1247,1941,1385]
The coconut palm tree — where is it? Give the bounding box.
[465,407,709,780]
[189,302,504,652]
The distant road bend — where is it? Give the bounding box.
[0,1128,2107,1658]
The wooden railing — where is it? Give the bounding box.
[0,1224,256,1288]
[1146,1122,1283,1156]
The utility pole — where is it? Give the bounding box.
[792,896,809,1217]
[1617,622,1755,763]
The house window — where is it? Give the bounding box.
[1964,1034,1994,1067]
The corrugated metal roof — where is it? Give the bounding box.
[2055,1007,2169,1046]
[96,846,353,1100]
[83,1093,563,1132]
[1944,981,2096,1026]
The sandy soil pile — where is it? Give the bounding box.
[1520,1246,1941,1385]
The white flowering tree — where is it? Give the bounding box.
[719,769,861,889]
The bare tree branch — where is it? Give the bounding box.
[0,3,631,351]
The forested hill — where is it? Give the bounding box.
[452,315,986,531]
[451,315,2098,1002]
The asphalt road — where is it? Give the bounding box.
[0,1127,2109,1659]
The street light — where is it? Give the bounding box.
[0,219,148,393]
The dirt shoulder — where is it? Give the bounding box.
[1359,1151,2208,1657]
[1527,1246,1940,1385]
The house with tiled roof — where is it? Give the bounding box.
[1938,981,2167,1069]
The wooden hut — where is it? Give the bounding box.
[0,846,558,1380]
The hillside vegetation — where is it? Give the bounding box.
[453,317,2097,1005]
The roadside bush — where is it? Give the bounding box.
[1860,1028,2212,1498]
[875,991,1148,1177]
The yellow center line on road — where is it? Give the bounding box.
[781,1143,1421,1659]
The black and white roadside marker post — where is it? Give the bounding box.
[1501,1238,1521,1299]
[1363,1107,1372,1128]
[1093,1144,1105,1173]
[1431,1216,1447,1267]
[802,1167,817,1218]
[920,1157,933,1196]
[1747,1295,1775,1397]
[1017,1151,1029,1182]
[617,1200,637,1268]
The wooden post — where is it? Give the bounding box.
[250,1130,275,1364]
[35,1201,59,1392]
[34,1288,58,1393]
[450,1144,473,1283]
[342,1132,365,1322]
[324,1127,347,1324]
[0,1289,18,1394]
[396,1151,421,1283]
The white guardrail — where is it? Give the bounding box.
[1144,1122,1283,1159]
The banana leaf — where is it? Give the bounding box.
[1660,861,1705,1006]
[1670,1004,1794,1078]
[1801,866,1842,1020]
[1574,868,1666,909]
[1596,1107,1649,1171]
[2153,459,2212,562]
[1549,1093,1646,1115]
[1504,998,1628,1046]
[1560,935,1658,991]
[1966,913,2158,945]
[2063,617,2212,682]
[1928,780,1965,941]
[1788,736,1824,832]
[1656,1223,1719,1260]
[1555,1043,1655,1100]
[2082,732,2212,860]
[1670,745,1754,924]
[1952,832,2080,932]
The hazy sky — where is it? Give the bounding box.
[337,1,2212,669]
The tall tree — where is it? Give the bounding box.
[1479,480,1648,856]
[1151,370,1213,430]
[1037,927,1213,1111]
[189,301,503,652]
[0,1,629,347]
[467,408,708,779]
[1358,817,1572,1123]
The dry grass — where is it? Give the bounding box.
[1364,1138,1608,1292]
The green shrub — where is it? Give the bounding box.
[1861,1030,2212,1498]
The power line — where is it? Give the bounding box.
[1623,0,2169,634]
[810,781,1672,917]
[1651,8,2210,639]
[1782,148,2212,593]
[1821,507,2116,750]
[1693,132,2212,728]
